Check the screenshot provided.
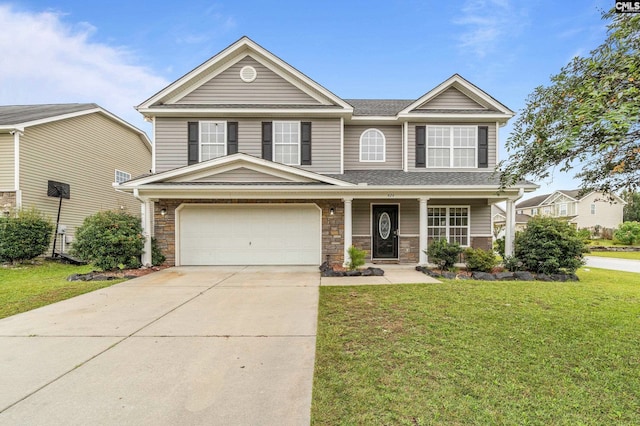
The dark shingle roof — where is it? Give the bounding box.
[517,189,585,208]
[151,103,344,110]
[344,99,413,116]
[0,104,98,126]
[326,170,521,186]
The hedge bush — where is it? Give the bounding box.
[464,247,497,272]
[151,237,166,266]
[427,239,463,271]
[514,216,585,274]
[613,221,640,245]
[0,208,53,263]
[71,210,144,271]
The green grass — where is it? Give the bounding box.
[312,268,640,425]
[587,250,640,260]
[0,260,123,319]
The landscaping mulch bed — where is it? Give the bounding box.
[67,265,168,282]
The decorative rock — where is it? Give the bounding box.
[514,271,535,281]
[442,272,457,279]
[345,270,362,277]
[361,268,373,276]
[472,271,496,281]
[368,267,385,276]
[536,274,554,282]
[495,272,515,281]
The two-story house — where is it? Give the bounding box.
[0,104,151,252]
[516,190,625,230]
[117,37,535,267]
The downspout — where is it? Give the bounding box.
[10,129,23,208]
[132,188,153,267]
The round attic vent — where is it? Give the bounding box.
[240,65,257,83]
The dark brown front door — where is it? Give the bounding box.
[372,205,399,259]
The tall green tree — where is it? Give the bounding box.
[623,191,640,222]
[499,10,640,195]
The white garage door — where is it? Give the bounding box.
[178,204,321,265]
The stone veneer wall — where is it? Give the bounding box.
[0,191,16,215]
[154,199,344,266]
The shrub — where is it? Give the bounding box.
[346,245,366,270]
[514,216,585,274]
[576,228,592,244]
[427,239,463,271]
[0,208,53,263]
[503,255,523,272]
[71,211,144,271]
[464,247,497,272]
[494,237,505,258]
[613,221,640,245]
[151,237,166,266]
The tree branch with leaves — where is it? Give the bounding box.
[499,10,640,195]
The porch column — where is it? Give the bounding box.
[419,197,429,265]
[505,198,516,257]
[343,197,353,266]
[141,199,153,266]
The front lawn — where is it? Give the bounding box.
[587,250,640,260]
[0,261,123,319]
[312,268,640,425]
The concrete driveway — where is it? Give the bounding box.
[584,256,640,273]
[0,266,320,426]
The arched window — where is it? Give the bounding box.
[359,129,385,162]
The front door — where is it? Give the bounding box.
[372,205,399,259]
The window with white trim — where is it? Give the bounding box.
[200,121,226,161]
[273,121,300,165]
[359,129,385,162]
[532,208,538,215]
[559,203,568,216]
[115,170,131,184]
[427,206,470,246]
[591,204,596,215]
[427,126,477,168]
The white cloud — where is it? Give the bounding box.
[0,4,168,133]
[453,0,516,58]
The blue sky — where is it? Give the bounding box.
[0,0,614,199]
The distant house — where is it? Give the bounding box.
[492,204,531,239]
[515,190,625,230]
[0,104,151,252]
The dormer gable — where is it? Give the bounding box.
[138,37,352,113]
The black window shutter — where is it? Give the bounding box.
[301,122,312,165]
[187,122,199,165]
[227,122,238,155]
[478,126,488,168]
[415,126,426,168]
[262,122,272,161]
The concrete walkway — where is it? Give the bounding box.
[0,264,437,425]
[584,256,640,273]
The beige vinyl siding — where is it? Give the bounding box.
[155,117,341,174]
[192,168,291,183]
[414,87,485,110]
[575,192,624,229]
[343,125,402,170]
[352,199,490,236]
[177,56,323,105]
[0,133,15,189]
[407,123,496,171]
[19,113,151,244]
[352,199,419,236]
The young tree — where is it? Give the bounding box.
[499,10,640,195]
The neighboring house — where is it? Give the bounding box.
[117,37,536,267]
[516,190,626,230]
[492,204,530,239]
[0,104,152,252]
